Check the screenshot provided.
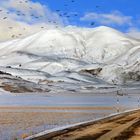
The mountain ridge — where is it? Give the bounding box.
[0,26,139,93]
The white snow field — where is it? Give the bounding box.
[0,26,140,93]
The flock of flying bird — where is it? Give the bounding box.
[0,0,100,39]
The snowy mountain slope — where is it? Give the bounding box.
[0,26,139,93]
[0,26,139,60]
[0,66,51,83]
[0,72,50,93]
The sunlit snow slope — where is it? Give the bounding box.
[0,26,140,93]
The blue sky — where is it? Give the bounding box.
[0,0,140,33]
[32,0,140,32]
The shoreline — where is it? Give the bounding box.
[25,108,140,140]
[0,105,115,140]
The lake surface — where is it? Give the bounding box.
[0,91,140,140]
[0,92,140,108]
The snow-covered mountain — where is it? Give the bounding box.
[0,26,140,93]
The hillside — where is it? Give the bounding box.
[0,26,139,93]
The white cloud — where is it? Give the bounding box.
[80,11,132,25]
[127,27,140,39]
[0,0,64,24]
[0,0,67,41]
